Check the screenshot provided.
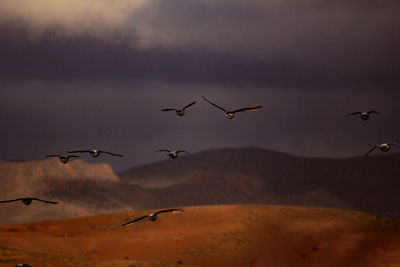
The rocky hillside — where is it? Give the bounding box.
[119,147,400,218]
[1,147,399,224]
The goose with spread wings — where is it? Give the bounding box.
[66,149,123,158]
[0,198,58,205]
[345,111,381,121]
[122,208,184,226]
[45,154,79,164]
[364,142,399,157]
[154,149,188,159]
[162,101,196,116]
[202,96,262,119]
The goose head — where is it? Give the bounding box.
[59,157,69,164]
[22,198,32,205]
[379,143,391,152]
[149,213,157,221]
[168,152,179,159]
[225,112,234,119]
[360,112,369,120]
[89,150,100,157]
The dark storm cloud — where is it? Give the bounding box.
[1,0,400,88]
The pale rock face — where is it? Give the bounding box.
[0,159,119,198]
[0,159,124,224]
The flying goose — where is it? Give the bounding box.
[45,154,79,164]
[66,149,123,158]
[202,96,262,119]
[345,111,381,120]
[154,149,188,159]
[162,101,196,116]
[0,198,58,205]
[364,142,399,157]
[122,208,184,226]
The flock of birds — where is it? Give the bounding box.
[2,96,399,267]
[1,98,398,226]
[344,110,399,156]
[0,96,265,228]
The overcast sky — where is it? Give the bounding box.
[1,0,399,171]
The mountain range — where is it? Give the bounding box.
[1,147,399,224]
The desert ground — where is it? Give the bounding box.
[0,205,399,267]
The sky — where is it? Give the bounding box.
[1,0,400,171]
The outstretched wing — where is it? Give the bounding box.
[367,111,381,115]
[161,108,176,112]
[201,96,226,112]
[155,208,184,215]
[0,198,22,204]
[345,112,362,117]
[183,101,196,110]
[66,150,91,154]
[364,145,379,157]
[176,150,188,154]
[121,215,148,226]
[32,198,58,204]
[99,151,124,157]
[45,155,61,158]
[154,149,171,153]
[388,142,399,147]
[232,106,262,113]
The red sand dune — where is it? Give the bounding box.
[0,205,399,267]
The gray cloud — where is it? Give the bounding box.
[0,0,399,87]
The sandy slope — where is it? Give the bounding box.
[0,205,399,267]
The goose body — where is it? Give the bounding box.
[364,142,399,157]
[162,101,196,116]
[202,96,262,119]
[0,198,58,205]
[45,154,79,164]
[155,149,188,159]
[66,149,123,158]
[346,111,381,121]
[122,208,184,226]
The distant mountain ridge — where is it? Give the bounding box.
[119,147,400,218]
[1,147,399,224]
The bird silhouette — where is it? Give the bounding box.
[162,101,196,116]
[202,96,262,119]
[345,111,381,121]
[122,208,184,226]
[45,154,79,164]
[66,149,123,158]
[154,149,188,159]
[364,142,399,157]
[0,198,58,205]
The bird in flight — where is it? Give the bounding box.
[66,149,123,158]
[162,101,196,116]
[154,149,188,159]
[202,96,262,119]
[345,111,381,121]
[122,208,184,226]
[45,154,79,164]
[0,198,58,205]
[364,142,399,157]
